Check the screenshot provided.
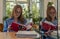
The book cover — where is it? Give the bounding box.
[10,22,27,32]
[42,21,56,30]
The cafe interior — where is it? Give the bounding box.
[0,0,60,39]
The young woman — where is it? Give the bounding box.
[3,5,32,32]
[40,6,57,39]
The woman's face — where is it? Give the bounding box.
[14,8,22,18]
[49,9,56,18]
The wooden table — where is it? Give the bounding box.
[0,32,35,39]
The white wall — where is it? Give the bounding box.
[0,0,4,23]
[58,0,60,26]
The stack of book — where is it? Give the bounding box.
[16,31,40,38]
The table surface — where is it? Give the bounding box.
[0,32,36,39]
[0,31,58,39]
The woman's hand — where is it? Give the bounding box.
[19,24,32,30]
[25,25,32,30]
[8,25,12,31]
[19,24,25,26]
[44,28,51,36]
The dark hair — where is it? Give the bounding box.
[46,6,57,21]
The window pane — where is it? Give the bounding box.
[32,0,40,2]
[6,1,29,19]
[6,0,15,1]
[18,3,29,18]
[36,0,40,2]
[32,0,40,24]
[6,2,16,17]
[17,0,27,2]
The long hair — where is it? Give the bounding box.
[11,5,25,24]
[46,6,57,21]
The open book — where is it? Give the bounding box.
[42,21,57,31]
[10,22,27,32]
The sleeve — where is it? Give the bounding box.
[3,20,8,32]
[24,18,27,24]
[40,20,45,35]
[40,18,47,32]
[40,19,45,30]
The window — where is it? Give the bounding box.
[6,2,15,17]
[6,0,28,18]
[31,0,40,24]
[5,0,41,24]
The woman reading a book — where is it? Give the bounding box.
[3,5,32,32]
[40,6,57,39]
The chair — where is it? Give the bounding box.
[0,23,3,32]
